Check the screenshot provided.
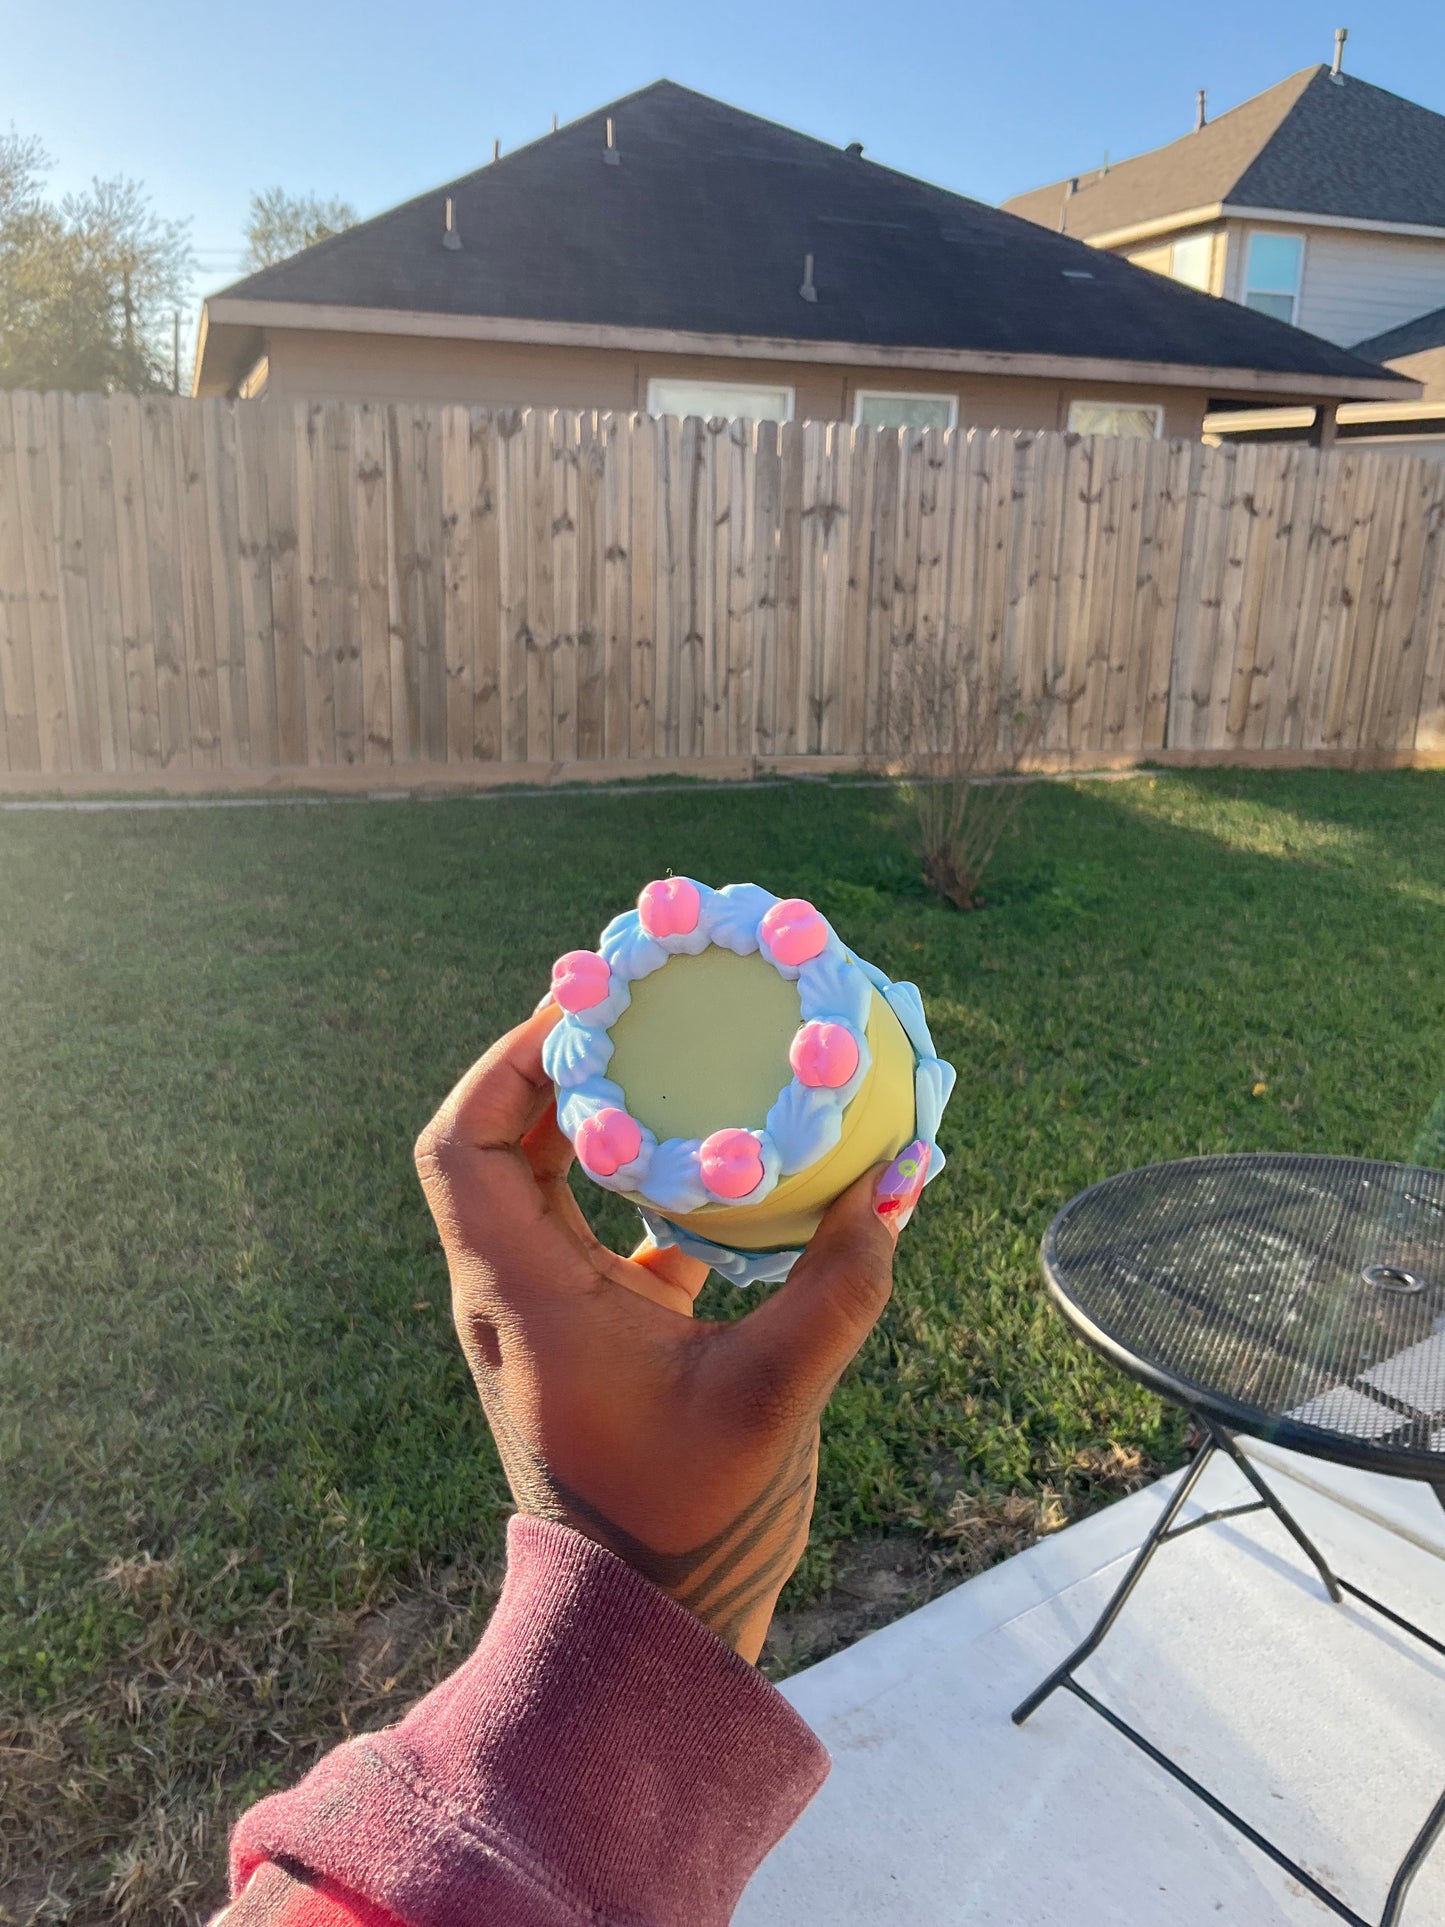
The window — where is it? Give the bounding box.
[853,391,958,432]
[1243,232,1304,324]
[645,377,793,423]
[1170,233,1213,292]
[1067,401,1163,439]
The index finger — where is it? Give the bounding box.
[418,1004,562,1163]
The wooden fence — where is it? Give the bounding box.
[2,391,1444,791]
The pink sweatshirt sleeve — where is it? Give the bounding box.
[226,1515,829,1927]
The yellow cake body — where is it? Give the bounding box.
[607,947,917,1250]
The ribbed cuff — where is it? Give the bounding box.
[231,1515,828,1927]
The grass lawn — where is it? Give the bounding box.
[3,767,1444,1923]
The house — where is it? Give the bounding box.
[192,82,1406,441]
[1002,40,1445,453]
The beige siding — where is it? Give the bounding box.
[1126,243,1174,275]
[1215,222,1445,348]
[1298,229,1445,347]
[259,327,1206,437]
[1123,228,1227,296]
[1388,345,1445,404]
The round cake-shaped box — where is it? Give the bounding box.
[543,879,956,1285]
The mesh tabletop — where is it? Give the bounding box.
[1044,1154,1445,1480]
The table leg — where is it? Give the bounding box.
[1011,1442,1217,1726]
[1382,1785,1445,1927]
[1202,1420,1343,1604]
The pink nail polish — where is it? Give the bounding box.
[874,1140,930,1237]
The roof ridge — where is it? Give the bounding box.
[1003,63,1324,219]
[218,78,694,299]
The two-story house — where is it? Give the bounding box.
[1003,41,1445,454]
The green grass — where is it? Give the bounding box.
[3,768,1445,1923]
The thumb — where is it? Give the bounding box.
[736,1162,901,1408]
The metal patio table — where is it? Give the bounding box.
[1013,1153,1445,1927]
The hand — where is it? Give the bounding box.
[414,1006,912,1664]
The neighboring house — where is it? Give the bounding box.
[193,82,1405,441]
[1003,44,1445,453]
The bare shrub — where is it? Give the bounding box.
[883,643,1048,910]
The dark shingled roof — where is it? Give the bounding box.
[1004,66,1445,240]
[1353,305,1445,360]
[215,81,1399,387]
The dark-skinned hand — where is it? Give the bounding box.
[414,1004,918,1663]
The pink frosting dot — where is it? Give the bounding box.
[550,949,612,1013]
[698,1127,766,1200]
[790,1020,860,1089]
[638,876,702,940]
[574,1107,643,1178]
[760,897,829,968]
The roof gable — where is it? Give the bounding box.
[210,79,1400,389]
[1004,66,1445,239]
[1002,68,1318,240]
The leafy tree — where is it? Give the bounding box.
[244,188,356,270]
[0,128,193,393]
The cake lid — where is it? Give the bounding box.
[542,879,955,1281]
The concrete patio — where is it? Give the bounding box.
[740,1444,1445,1926]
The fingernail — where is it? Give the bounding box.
[874,1140,930,1238]
[533,991,557,1015]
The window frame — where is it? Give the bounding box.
[852,389,960,432]
[644,376,795,424]
[1242,231,1305,326]
[1066,400,1165,440]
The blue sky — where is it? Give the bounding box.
[8,0,1445,351]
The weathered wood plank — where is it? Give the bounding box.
[496,409,529,762]
[75,394,130,771]
[326,401,364,766]
[172,398,221,767]
[751,418,782,760]
[232,403,278,766]
[1321,455,1388,750]
[352,403,393,763]
[551,409,583,767]
[0,392,42,771]
[1226,441,1284,750]
[108,394,165,768]
[295,401,337,764]
[415,406,449,762]
[139,399,193,766]
[525,410,556,765]
[1095,435,1149,756]
[1137,438,1194,753]
[628,414,657,761]
[1382,462,1445,756]
[441,403,476,765]
[200,402,249,766]
[470,409,502,763]
[258,403,302,766]
[14,391,73,770]
[601,412,632,759]
[678,415,708,761]
[725,418,754,758]
[52,393,102,769]
[702,417,728,758]
[863,427,899,759]
[574,409,605,763]
[838,423,874,757]
[776,419,804,758]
